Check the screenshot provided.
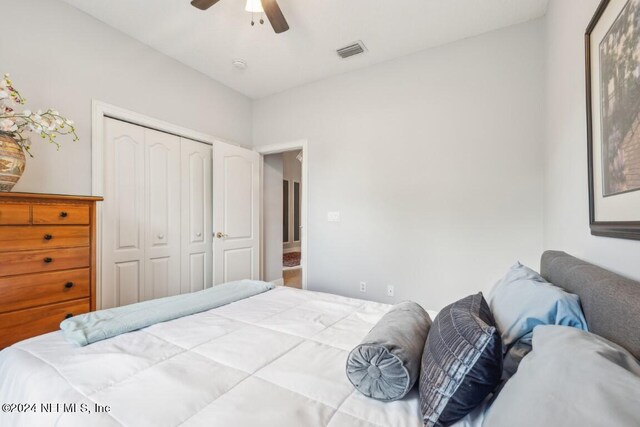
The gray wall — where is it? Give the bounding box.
[263,154,284,282]
[253,19,546,310]
[1,0,252,196]
[543,0,640,281]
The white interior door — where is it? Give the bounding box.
[213,141,261,284]
[144,128,181,300]
[102,118,145,309]
[181,138,213,292]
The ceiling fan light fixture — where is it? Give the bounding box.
[245,0,264,13]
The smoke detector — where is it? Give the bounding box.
[232,59,247,70]
[336,41,367,59]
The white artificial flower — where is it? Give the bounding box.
[22,109,31,116]
[66,119,74,126]
[0,118,17,132]
[0,89,8,100]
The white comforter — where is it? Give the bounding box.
[0,287,433,427]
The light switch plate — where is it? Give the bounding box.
[327,211,341,222]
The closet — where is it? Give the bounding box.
[100,117,259,309]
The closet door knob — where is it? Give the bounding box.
[43,234,53,240]
[196,232,202,237]
[157,234,165,240]
[65,313,74,319]
[65,282,74,289]
[59,211,68,218]
[43,257,53,263]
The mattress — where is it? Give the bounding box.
[0,287,436,427]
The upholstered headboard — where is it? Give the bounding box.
[541,251,640,359]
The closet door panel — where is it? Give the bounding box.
[213,142,260,285]
[115,261,141,307]
[144,129,181,300]
[102,118,145,309]
[180,138,212,293]
[189,253,206,292]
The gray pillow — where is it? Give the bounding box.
[484,325,640,427]
[346,301,432,401]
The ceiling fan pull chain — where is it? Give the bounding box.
[260,12,264,25]
[251,11,255,26]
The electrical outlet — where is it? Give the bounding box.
[359,282,367,293]
[387,285,394,297]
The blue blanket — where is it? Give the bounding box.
[60,280,274,346]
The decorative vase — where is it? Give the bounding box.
[0,133,26,192]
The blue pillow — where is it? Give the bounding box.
[488,262,588,354]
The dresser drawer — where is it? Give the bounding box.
[0,247,90,277]
[32,204,89,225]
[0,226,90,252]
[0,298,90,348]
[0,269,90,313]
[0,204,30,225]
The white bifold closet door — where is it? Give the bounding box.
[102,118,212,309]
[181,138,213,293]
[212,142,260,284]
[144,128,181,301]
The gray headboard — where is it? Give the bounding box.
[541,251,640,360]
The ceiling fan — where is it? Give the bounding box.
[191,0,289,34]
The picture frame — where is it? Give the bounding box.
[586,0,640,240]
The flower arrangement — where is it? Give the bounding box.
[0,73,78,156]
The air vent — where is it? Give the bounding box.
[336,41,367,59]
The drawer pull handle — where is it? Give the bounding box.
[64,282,74,289]
[44,234,53,240]
[65,313,74,319]
[43,257,53,263]
[60,211,68,218]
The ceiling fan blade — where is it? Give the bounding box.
[261,0,289,34]
[191,0,221,10]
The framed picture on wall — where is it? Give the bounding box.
[586,0,640,240]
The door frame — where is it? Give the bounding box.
[255,140,309,290]
[91,100,243,308]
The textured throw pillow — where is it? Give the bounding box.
[346,301,432,401]
[484,325,640,427]
[419,293,502,427]
[488,262,588,376]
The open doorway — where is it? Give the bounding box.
[281,151,302,288]
[258,141,307,290]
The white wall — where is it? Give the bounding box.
[543,0,640,280]
[263,153,284,282]
[253,20,546,310]
[0,0,252,196]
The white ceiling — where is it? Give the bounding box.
[61,0,549,99]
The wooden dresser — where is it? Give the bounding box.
[0,192,102,348]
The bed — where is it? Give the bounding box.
[1,250,639,427]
